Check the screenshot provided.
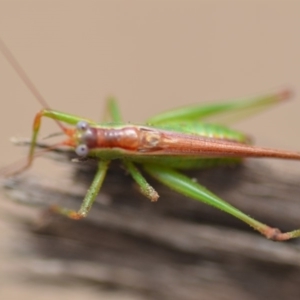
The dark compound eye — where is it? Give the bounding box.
[75,144,89,157]
[76,121,89,131]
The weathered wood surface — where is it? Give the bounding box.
[1,151,300,300]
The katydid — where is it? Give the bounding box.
[1,38,300,242]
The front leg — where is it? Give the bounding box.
[52,160,110,219]
[5,109,97,176]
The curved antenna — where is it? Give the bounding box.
[0,37,66,132]
[0,142,65,177]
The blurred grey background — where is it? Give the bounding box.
[0,1,300,299]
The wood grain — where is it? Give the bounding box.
[1,149,300,300]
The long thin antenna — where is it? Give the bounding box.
[0,142,66,177]
[0,37,65,131]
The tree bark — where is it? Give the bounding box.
[1,149,300,300]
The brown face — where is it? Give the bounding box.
[73,121,98,157]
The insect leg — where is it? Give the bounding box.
[147,90,291,125]
[102,96,160,202]
[143,164,300,241]
[102,97,123,123]
[11,109,96,175]
[123,161,159,201]
[52,159,110,219]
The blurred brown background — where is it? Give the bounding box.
[1,1,300,299]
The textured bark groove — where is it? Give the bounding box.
[1,150,300,300]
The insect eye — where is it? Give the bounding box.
[76,121,89,131]
[75,144,89,157]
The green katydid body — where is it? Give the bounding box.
[26,91,300,244]
[1,36,300,241]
